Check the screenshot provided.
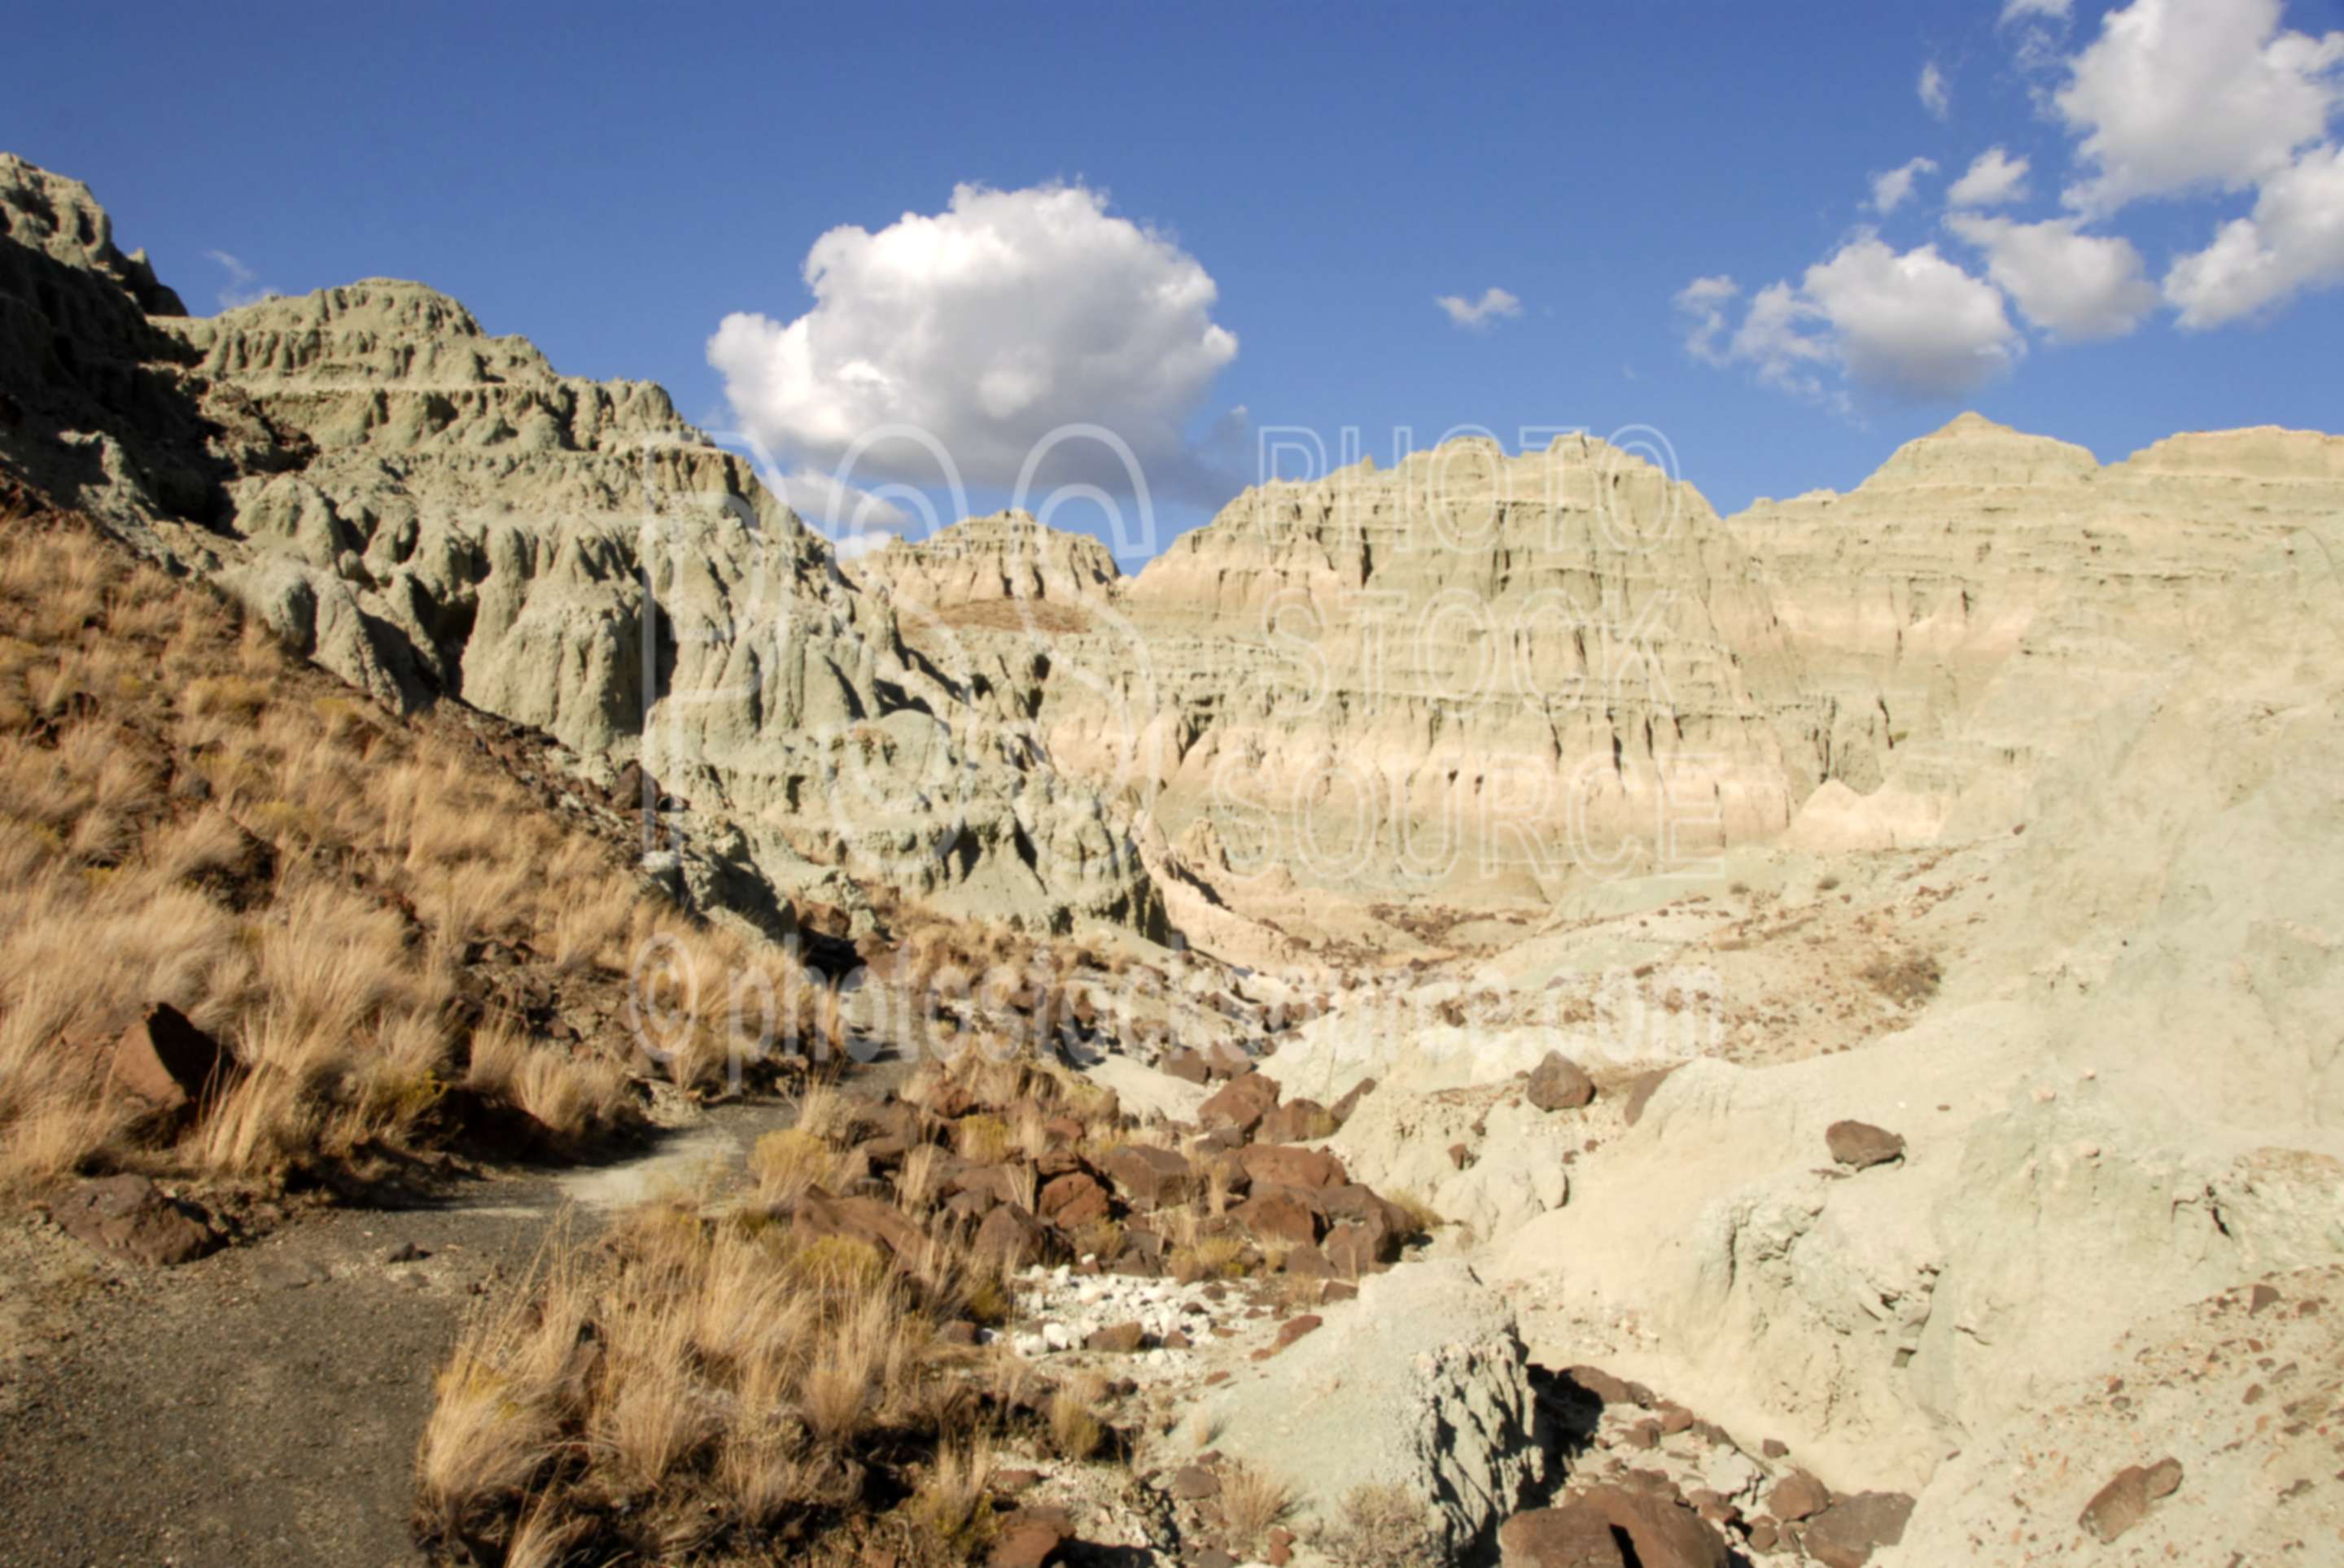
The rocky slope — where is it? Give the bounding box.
[9,150,2344,1566]
[0,155,1162,940]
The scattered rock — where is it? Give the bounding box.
[1239,1144,1346,1191]
[1825,1120,1905,1170]
[1800,1491,1915,1566]
[1234,1190,1318,1247]
[1170,1465,1220,1500]
[1498,1503,1626,1566]
[50,1175,214,1267]
[105,1003,240,1129]
[1255,1098,1332,1144]
[1525,1051,1596,1112]
[990,1511,1067,1568]
[973,1204,1060,1269]
[1084,1321,1146,1353]
[1271,1313,1322,1352]
[2078,1459,2182,1544]
[1039,1172,1111,1229]
[1768,1469,1830,1522]
[1162,1048,1211,1085]
[1575,1482,1730,1568]
[1198,1071,1280,1135]
[1096,1145,1193,1210]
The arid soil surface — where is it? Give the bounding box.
[0,1101,807,1567]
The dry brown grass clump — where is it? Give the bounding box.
[414,1186,1030,1563]
[0,500,831,1189]
[1217,1462,1295,1557]
[1321,1482,1437,1567]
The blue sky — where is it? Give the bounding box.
[12,0,2343,557]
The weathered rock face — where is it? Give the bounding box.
[1113,439,1814,909]
[1195,1259,1548,1557]
[855,508,1119,614]
[0,153,234,532]
[0,156,1165,938]
[1738,411,2344,850]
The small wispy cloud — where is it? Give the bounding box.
[203,250,280,311]
[1870,156,1939,214]
[1918,60,1952,121]
[1435,286,1523,330]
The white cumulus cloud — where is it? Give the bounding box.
[1803,238,2024,396]
[2165,140,2344,325]
[2056,0,2344,216]
[708,182,1240,502]
[1435,286,1523,330]
[1871,157,1939,214]
[1945,213,2160,339]
[1948,146,2034,207]
[1680,237,2022,402]
[1920,61,1953,120]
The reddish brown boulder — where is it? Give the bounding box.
[1825,1121,1905,1170]
[1526,1050,1596,1112]
[1161,1047,1211,1085]
[1038,1172,1111,1229]
[1800,1492,1914,1567]
[1170,1464,1220,1500]
[1203,1043,1250,1080]
[106,1003,239,1125]
[1563,1365,1642,1407]
[1498,1504,1628,1566]
[1199,1070,1280,1134]
[942,1190,995,1223]
[2078,1461,2180,1545]
[1323,1223,1395,1277]
[990,1513,1067,1568]
[973,1203,1060,1269]
[1271,1313,1323,1352]
[50,1175,214,1266]
[791,1191,926,1260]
[1096,1144,1193,1210]
[1115,1226,1166,1275]
[1239,1143,1346,1190]
[1767,1470,1830,1522]
[1311,1181,1403,1230]
[1279,1241,1335,1278]
[1234,1190,1319,1247]
[1084,1321,1147,1353]
[1576,1482,1730,1568]
[950,1164,1024,1207]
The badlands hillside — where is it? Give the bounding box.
[2,150,2342,1568]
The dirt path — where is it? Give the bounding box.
[0,1098,814,1568]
